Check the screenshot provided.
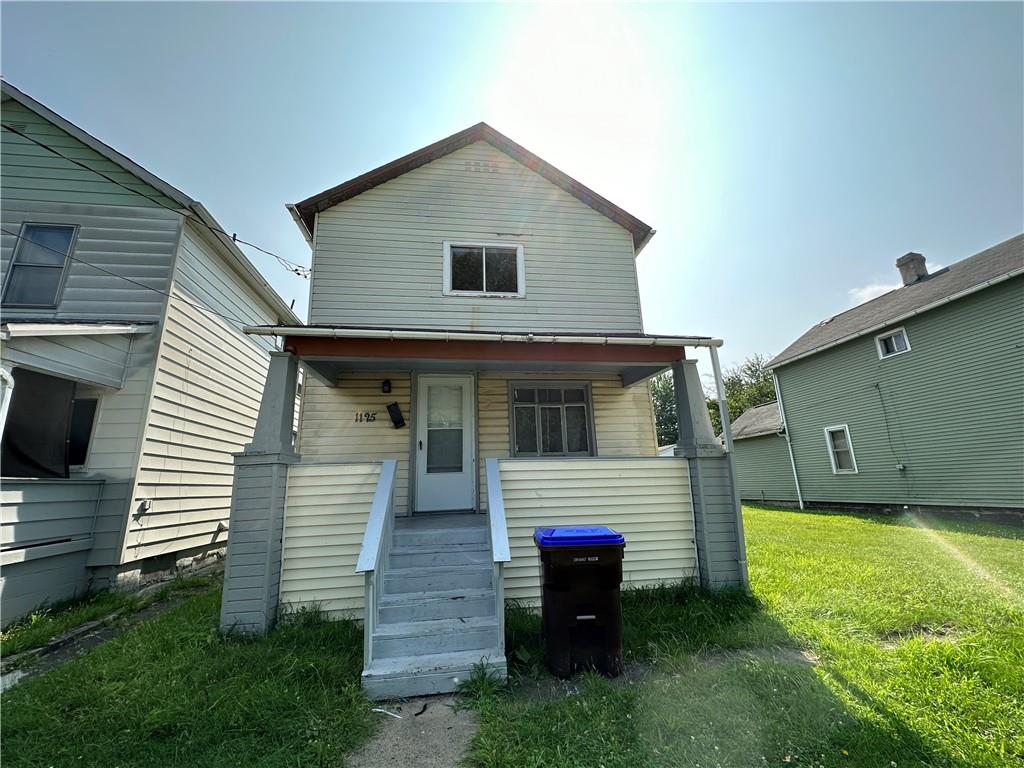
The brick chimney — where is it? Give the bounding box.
[896,252,928,286]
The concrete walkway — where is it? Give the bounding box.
[345,695,477,768]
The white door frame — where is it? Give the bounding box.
[414,373,476,513]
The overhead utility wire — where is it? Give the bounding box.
[0,227,253,327]
[1,122,310,278]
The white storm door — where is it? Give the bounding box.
[415,375,475,512]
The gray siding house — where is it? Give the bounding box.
[732,235,1023,513]
[218,123,749,698]
[0,81,299,625]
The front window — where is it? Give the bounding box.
[510,384,594,457]
[443,241,525,297]
[2,223,77,307]
[876,328,910,359]
[824,424,858,474]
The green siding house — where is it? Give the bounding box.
[733,234,1023,514]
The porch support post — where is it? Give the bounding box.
[220,351,300,635]
[671,358,749,591]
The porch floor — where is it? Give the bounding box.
[363,511,506,699]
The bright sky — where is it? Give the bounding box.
[3,2,1021,373]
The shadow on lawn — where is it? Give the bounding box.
[491,583,972,768]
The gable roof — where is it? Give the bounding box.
[770,234,1024,369]
[731,401,782,440]
[287,122,655,253]
[1,79,300,325]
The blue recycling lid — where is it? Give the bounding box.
[534,525,625,548]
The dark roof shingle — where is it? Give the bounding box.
[732,401,782,440]
[770,234,1024,368]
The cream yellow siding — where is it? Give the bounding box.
[310,141,643,333]
[498,458,697,603]
[125,224,280,562]
[297,373,412,516]
[478,373,659,510]
[279,462,380,618]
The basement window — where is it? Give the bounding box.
[443,242,525,297]
[824,424,858,474]
[875,328,910,359]
[510,384,594,457]
[2,223,78,308]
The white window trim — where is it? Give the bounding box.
[442,241,526,298]
[875,327,911,360]
[824,424,859,474]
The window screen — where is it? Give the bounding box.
[446,243,522,295]
[2,224,76,307]
[511,385,593,457]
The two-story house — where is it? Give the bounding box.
[730,234,1023,515]
[0,81,300,624]
[218,123,748,698]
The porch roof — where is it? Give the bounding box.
[245,325,723,387]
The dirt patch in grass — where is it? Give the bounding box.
[877,623,959,650]
[346,695,477,768]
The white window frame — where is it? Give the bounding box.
[442,241,526,298]
[875,327,911,360]
[824,424,859,474]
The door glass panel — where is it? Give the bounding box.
[565,405,589,453]
[426,384,463,474]
[540,406,563,453]
[514,407,538,454]
[427,429,463,473]
[427,386,463,428]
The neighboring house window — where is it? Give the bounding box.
[0,368,89,478]
[510,384,594,457]
[68,397,99,467]
[824,424,858,474]
[443,241,525,297]
[2,224,77,307]
[875,327,910,359]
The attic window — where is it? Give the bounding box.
[876,328,910,359]
[2,223,77,308]
[443,242,525,298]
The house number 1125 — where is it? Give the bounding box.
[354,411,377,423]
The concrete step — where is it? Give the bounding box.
[393,525,488,548]
[371,615,500,658]
[388,543,491,569]
[378,588,496,623]
[362,648,507,700]
[383,564,492,594]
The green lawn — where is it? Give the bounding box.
[467,507,1024,768]
[1,589,374,768]
[2,507,1021,768]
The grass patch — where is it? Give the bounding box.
[468,506,1024,768]
[1,576,213,658]
[1,586,374,767]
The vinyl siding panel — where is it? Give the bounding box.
[297,373,412,516]
[279,462,381,619]
[733,434,799,504]
[126,223,280,562]
[3,331,137,389]
[498,458,697,604]
[0,100,179,210]
[776,277,1024,508]
[309,141,643,333]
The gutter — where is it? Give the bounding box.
[241,325,724,348]
[770,266,1024,369]
[773,372,805,510]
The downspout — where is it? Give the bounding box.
[709,346,750,589]
[773,371,805,510]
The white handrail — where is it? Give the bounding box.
[355,459,398,574]
[485,458,511,562]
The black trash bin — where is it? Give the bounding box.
[534,525,625,678]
